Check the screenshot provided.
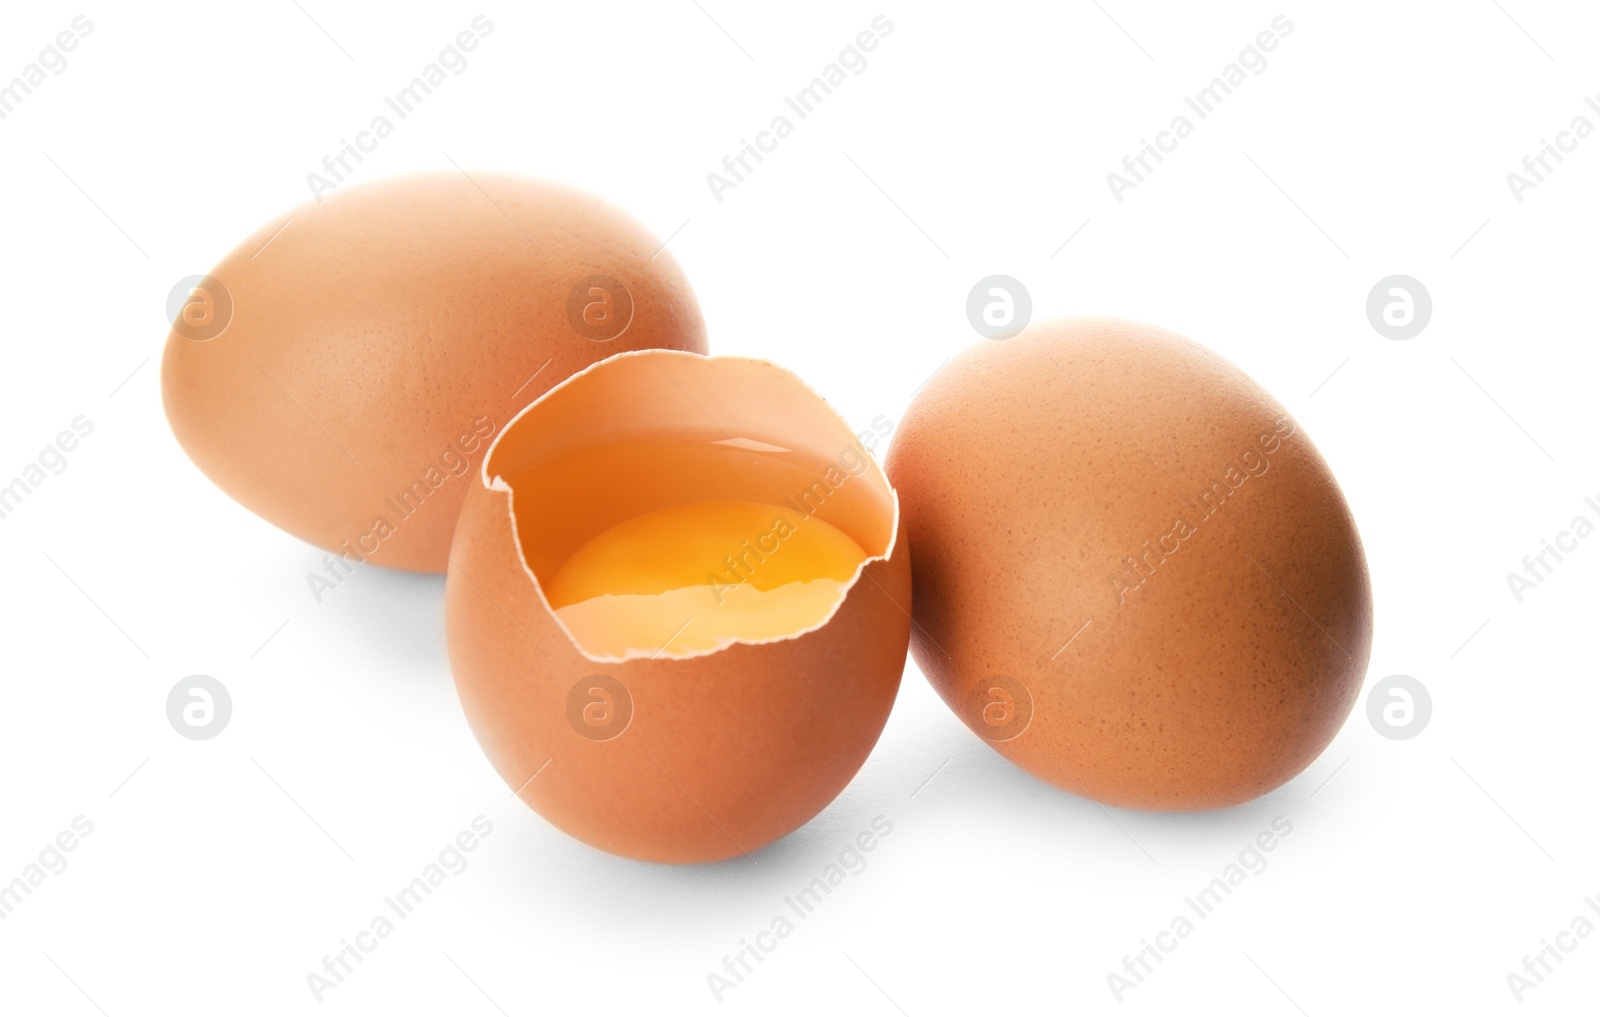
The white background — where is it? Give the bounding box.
[2,1,1597,1013]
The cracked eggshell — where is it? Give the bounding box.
[886,318,1372,810]
[445,351,912,864]
[161,173,707,572]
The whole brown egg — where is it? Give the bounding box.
[886,318,1372,810]
[161,173,706,572]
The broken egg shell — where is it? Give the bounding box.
[445,351,912,863]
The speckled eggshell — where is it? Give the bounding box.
[161,173,707,572]
[886,318,1372,810]
[446,352,912,863]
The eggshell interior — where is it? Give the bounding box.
[446,351,912,862]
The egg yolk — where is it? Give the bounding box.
[544,500,866,658]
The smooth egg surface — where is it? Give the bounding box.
[886,318,1372,810]
[162,173,707,572]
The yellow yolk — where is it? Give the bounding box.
[544,500,867,658]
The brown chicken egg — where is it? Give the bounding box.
[886,318,1372,810]
[446,351,911,863]
[161,173,706,572]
